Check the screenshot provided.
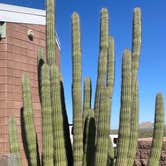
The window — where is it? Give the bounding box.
[0,22,6,39]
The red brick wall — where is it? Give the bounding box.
[134,139,166,166]
[0,22,60,165]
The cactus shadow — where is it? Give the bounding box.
[83,116,96,166]
[60,81,73,166]
[37,57,44,103]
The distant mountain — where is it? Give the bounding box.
[139,121,153,129]
[110,121,166,138]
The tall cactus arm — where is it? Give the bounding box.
[115,49,132,166]
[46,0,56,65]
[94,8,109,127]
[131,7,142,79]
[41,64,54,166]
[128,8,142,166]
[8,117,22,166]
[71,12,83,166]
[148,93,165,166]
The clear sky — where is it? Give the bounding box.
[1,0,165,129]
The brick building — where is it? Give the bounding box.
[0,3,60,165]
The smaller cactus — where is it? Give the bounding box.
[8,117,22,166]
[148,93,165,166]
[22,73,38,166]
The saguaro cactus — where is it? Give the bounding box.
[8,0,166,165]
[46,0,55,65]
[22,73,38,166]
[71,12,83,166]
[8,117,22,166]
[115,49,132,166]
[41,64,54,166]
[50,64,67,166]
[148,93,164,166]
[94,8,109,127]
[127,7,142,166]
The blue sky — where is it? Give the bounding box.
[1,0,165,129]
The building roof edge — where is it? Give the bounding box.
[0,3,61,50]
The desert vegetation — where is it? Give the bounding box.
[8,0,165,166]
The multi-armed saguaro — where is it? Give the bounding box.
[8,0,164,166]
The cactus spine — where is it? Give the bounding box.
[8,117,22,166]
[50,64,67,166]
[94,8,109,127]
[95,88,110,166]
[41,64,54,166]
[115,49,132,166]
[127,8,142,166]
[22,73,38,166]
[46,0,55,65]
[148,93,164,166]
[71,12,83,166]
[83,77,92,125]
